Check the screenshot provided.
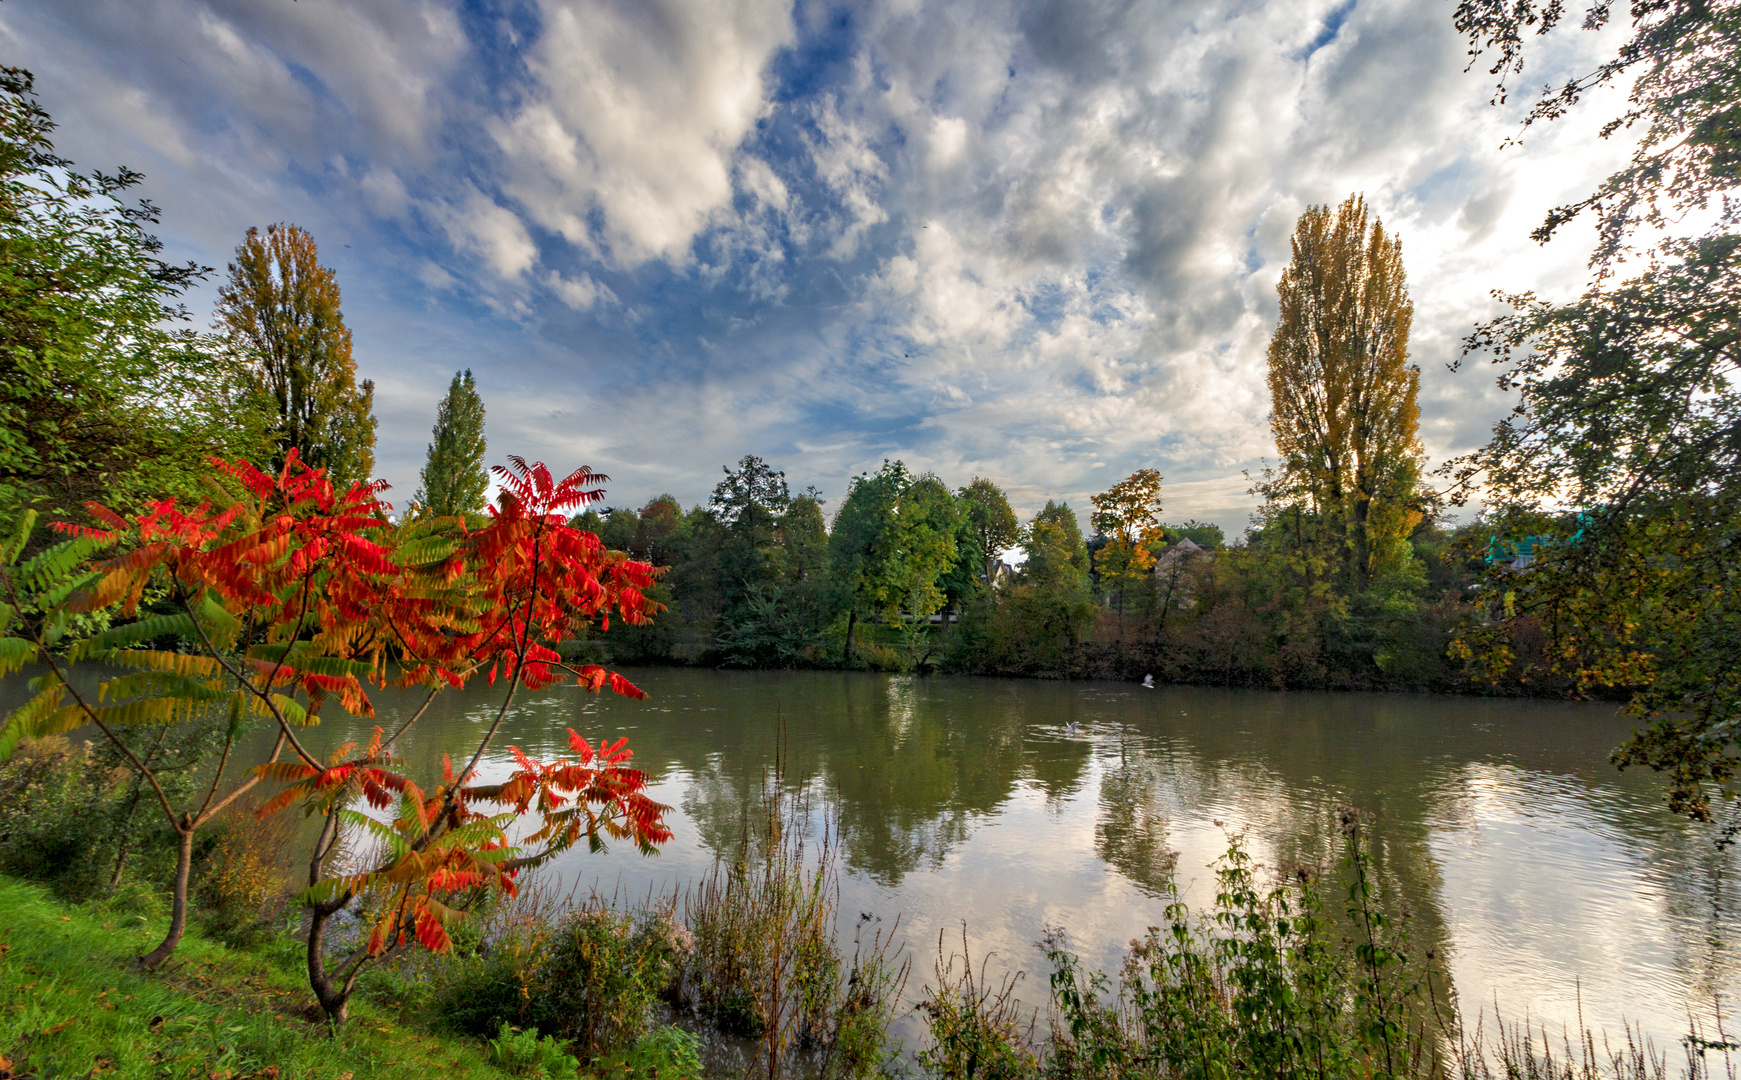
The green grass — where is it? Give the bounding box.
[0,875,517,1080]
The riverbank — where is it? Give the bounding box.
[0,875,521,1080]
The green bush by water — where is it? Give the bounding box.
[488,1022,580,1079]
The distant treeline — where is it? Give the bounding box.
[569,454,1528,694]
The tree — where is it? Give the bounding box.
[780,491,828,582]
[1267,196,1423,589]
[0,453,666,1006]
[415,369,488,517]
[959,477,1019,585]
[709,454,790,524]
[1023,501,1090,590]
[218,224,377,487]
[1091,469,1165,601]
[1448,0,1741,823]
[0,68,263,523]
[828,461,911,663]
[896,473,962,624]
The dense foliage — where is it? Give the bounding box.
[0,452,669,1022]
[218,223,377,487]
[0,68,264,525]
[1448,0,1741,822]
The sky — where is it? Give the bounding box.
[2,0,1637,535]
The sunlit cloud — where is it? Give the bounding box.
[0,0,1639,532]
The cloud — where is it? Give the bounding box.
[3,0,1645,535]
[445,191,538,280]
[491,0,796,267]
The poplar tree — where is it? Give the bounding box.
[217,224,376,486]
[1266,195,1422,589]
[415,369,488,517]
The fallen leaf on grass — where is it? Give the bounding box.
[58,916,70,922]
[42,1017,78,1034]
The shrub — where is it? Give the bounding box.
[487,1022,578,1079]
[430,917,552,1038]
[604,1025,704,1080]
[535,902,690,1056]
[193,798,296,947]
[915,926,1040,1080]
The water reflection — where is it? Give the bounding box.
[194,668,1738,1045]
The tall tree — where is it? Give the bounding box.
[217,224,376,487]
[415,369,487,517]
[828,460,911,662]
[958,477,1020,585]
[897,473,962,621]
[1267,195,1423,588]
[0,68,262,522]
[1449,0,1741,822]
[780,491,829,582]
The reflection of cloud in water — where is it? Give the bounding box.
[232,667,1737,1050]
[1428,763,1738,1039]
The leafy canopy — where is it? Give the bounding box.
[1449,0,1741,821]
[0,67,264,524]
[218,224,377,488]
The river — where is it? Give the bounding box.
[272,666,1736,1051]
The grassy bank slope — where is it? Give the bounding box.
[0,876,509,1080]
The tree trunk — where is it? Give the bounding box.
[1352,494,1372,590]
[140,823,193,969]
[305,901,351,1026]
[843,608,857,665]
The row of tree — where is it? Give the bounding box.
[7,0,1738,830]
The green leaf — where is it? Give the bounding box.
[266,693,315,727]
[0,681,71,760]
[0,510,37,566]
[66,611,199,659]
[339,809,410,859]
[393,535,460,568]
[97,670,226,706]
[15,535,105,595]
[0,636,37,679]
[189,590,239,649]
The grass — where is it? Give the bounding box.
[0,874,515,1080]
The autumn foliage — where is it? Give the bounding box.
[0,450,671,1019]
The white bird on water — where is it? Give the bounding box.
[1142,674,1155,688]
[1064,721,1081,734]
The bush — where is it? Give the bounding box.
[915,927,1039,1080]
[536,902,690,1056]
[602,1025,704,1080]
[487,1022,578,1079]
[430,918,551,1038]
[193,798,295,947]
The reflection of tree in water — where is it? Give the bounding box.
[822,675,1092,884]
[254,667,1740,1030]
[1095,745,1178,896]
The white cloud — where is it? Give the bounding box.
[544,270,614,311]
[492,0,796,267]
[2,0,1646,533]
[445,191,538,280]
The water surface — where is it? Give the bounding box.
[286,667,1737,1048]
